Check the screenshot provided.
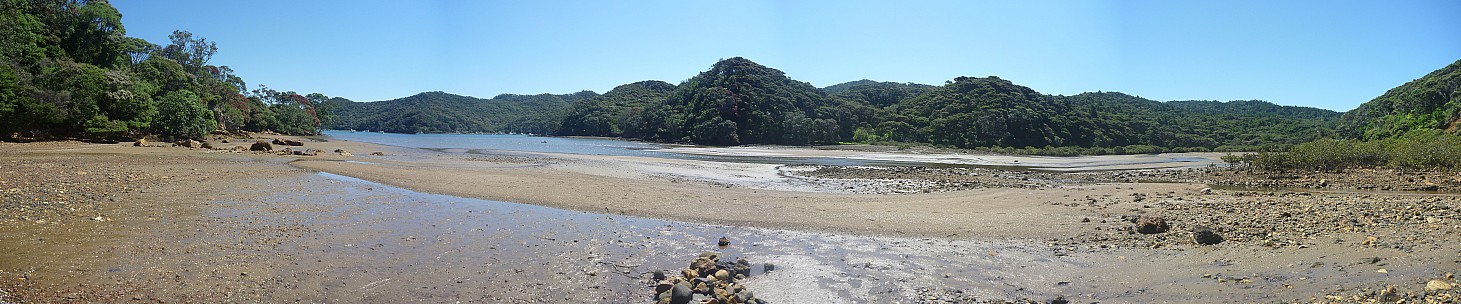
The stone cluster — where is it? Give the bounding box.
[653,252,762,304]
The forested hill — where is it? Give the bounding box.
[322,91,595,134]
[1335,59,1461,139]
[330,57,1345,153]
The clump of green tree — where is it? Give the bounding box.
[323,91,594,134]
[1336,59,1461,140]
[1223,130,1461,171]
[0,0,330,141]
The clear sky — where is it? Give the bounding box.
[111,0,1460,111]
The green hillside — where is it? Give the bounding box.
[1336,59,1461,139]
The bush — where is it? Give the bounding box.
[1225,130,1461,171]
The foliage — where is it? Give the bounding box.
[323,91,594,134]
[153,90,214,139]
[0,0,329,140]
[1336,59,1461,139]
[557,80,675,137]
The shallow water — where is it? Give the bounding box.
[286,172,1087,303]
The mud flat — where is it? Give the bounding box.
[2,138,1459,303]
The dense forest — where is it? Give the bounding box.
[1336,59,1461,140]
[568,58,1340,152]
[328,57,1351,154]
[0,0,330,141]
[322,91,595,134]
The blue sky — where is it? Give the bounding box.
[111,0,1460,111]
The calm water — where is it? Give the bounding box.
[322,130,671,157]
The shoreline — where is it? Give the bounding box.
[2,137,1458,302]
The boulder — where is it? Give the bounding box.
[250,141,273,151]
[1191,226,1224,245]
[1135,215,1170,234]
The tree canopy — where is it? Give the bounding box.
[0,0,330,140]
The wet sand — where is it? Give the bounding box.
[2,138,1459,303]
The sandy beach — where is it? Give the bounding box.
[2,136,1458,303]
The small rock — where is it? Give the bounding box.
[1427,280,1453,291]
[735,290,755,303]
[1200,187,1212,194]
[718,236,730,247]
[713,269,730,282]
[763,263,775,273]
[1191,226,1224,245]
[369,151,385,156]
[652,270,667,281]
[200,142,214,149]
[133,138,147,147]
[1135,215,1169,234]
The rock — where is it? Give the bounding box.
[718,236,730,247]
[220,138,229,143]
[732,258,751,276]
[201,142,214,149]
[670,283,693,304]
[681,268,699,280]
[1200,187,1212,194]
[763,263,774,273]
[369,151,385,156]
[176,139,201,148]
[713,269,730,282]
[133,138,147,147]
[655,281,674,294]
[289,149,320,156]
[250,141,273,151]
[231,146,247,152]
[272,138,304,146]
[1428,280,1454,291]
[1135,215,1170,234]
[1191,226,1224,245]
[1049,296,1070,304]
[334,149,352,156]
[735,290,754,303]
[652,270,667,281]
